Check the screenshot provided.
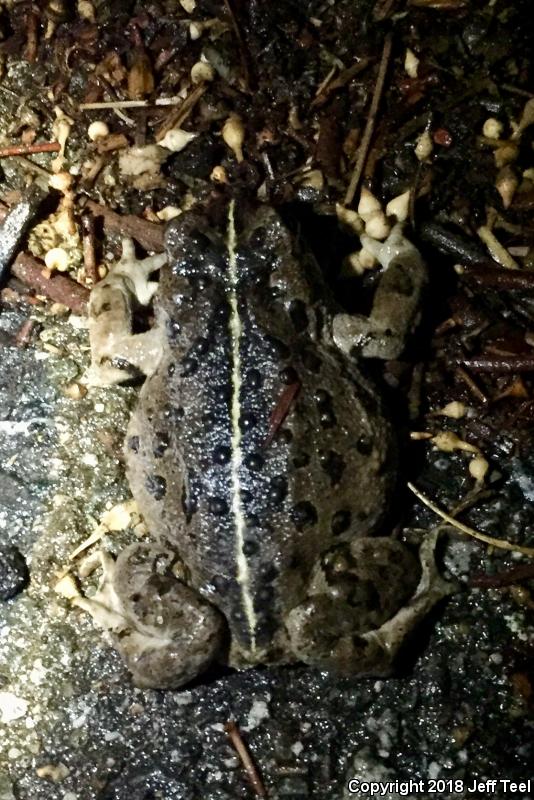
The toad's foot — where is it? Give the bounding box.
[74,544,225,688]
[86,238,167,386]
[285,532,453,675]
[333,224,427,360]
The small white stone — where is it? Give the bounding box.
[190,61,215,84]
[415,130,433,161]
[78,0,95,21]
[357,187,382,221]
[385,190,410,222]
[44,247,70,272]
[404,48,419,78]
[87,121,109,141]
[482,117,503,139]
[158,128,198,152]
[469,454,489,482]
[189,22,202,40]
[222,114,245,162]
[0,692,28,724]
[156,206,182,221]
[180,0,196,11]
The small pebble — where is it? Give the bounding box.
[0,545,29,600]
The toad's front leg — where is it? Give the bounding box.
[86,238,167,385]
[333,224,427,360]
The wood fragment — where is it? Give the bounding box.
[373,0,401,19]
[155,84,207,142]
[81,213,99,285]
[15,318,35,348]
[223,0,252,89]
[263,382,301,448]
[453,356,534,374]
[470,563,534,589]
[25,7,39,63]
[311,59,370,109]
[96,133,129,153]
[455,366,488,404]
[0,142,60,158]
[11,253,89,314]
[79,97,184,110]
[85,200,165,252]
[463,265,534,290]
[225,720,268,798]
[344,33,393,206]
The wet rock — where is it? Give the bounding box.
[0,545,28,600]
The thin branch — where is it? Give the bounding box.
[408,482,534,557]
[225,720,268,798]
[11,253,89,314]
[0,142,60,158]
[344,32,393,207]
[79,97,185,110]
[452,356,534,374]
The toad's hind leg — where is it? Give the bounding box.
[111,543,226,689]
[285,534,453,676]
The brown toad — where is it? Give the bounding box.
[82,200,450,688]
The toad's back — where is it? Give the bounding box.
[124,201,393,663]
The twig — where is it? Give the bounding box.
[452,356,534,374]
[85,200,165,252]
[344,33,393,207]
[455,366,488,404]
[223,0,252,89]
[15,318,35,347]
[407,482,534,556]
[225,720,268,798]
[79,97,185,110]
[155,84,207,141]
[81,213,99,285]
[311,58,370,109]
[470,563,534,588]
[464,265,534,290]
[25,7,39,63]
[0,142,60,158]
[11,253,89,314]
[263,382,301,448]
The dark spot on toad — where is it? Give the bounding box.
[331,509,351,536]
[320,450,346,485]
[181,356,199,377]
[145,474,166,500]
[127,436,139,453]
[213,445,231,464]
[249,225,267,249]
[240,412,257,431]
[291,501,318,530]
[191,336,210,356]
[246,369,263,389]
[279,428,293,443]
[215,384,232,403]
[208,497,228,515]
[166,319,181,341]
[243,539,259,556]
[302,349,322,373]
[268,475,288,505]
[265,335,291,360]
[153,432,169,458]
[279,366,299,384]
[289,299,308,333]
[245,452,264,471]
[293,451,310,468]
[356,437,373,456]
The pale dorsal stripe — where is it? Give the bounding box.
[226,200,257,651]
